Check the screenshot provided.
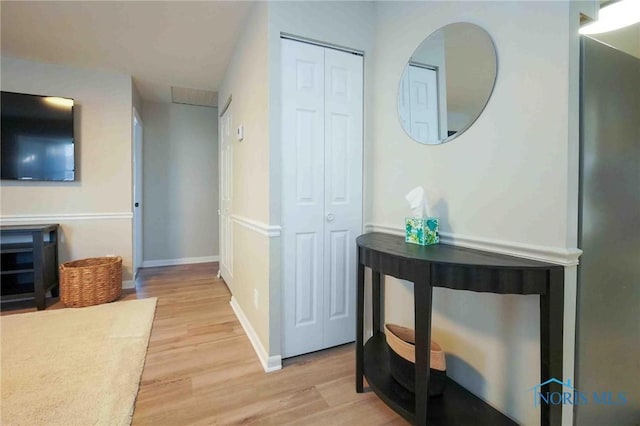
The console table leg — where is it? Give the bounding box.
[372,271,382,335]
[540,269,564,426]
[356,252,365,393]
[414,265,433,426]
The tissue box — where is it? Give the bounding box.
[405,217,439,246]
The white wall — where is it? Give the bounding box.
[1,56,135,281]
[369,2,581,424]
[218,2,273,355]
[142,101,218,264]
[219,3,270,225]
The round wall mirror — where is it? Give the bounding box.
[397,23,497,145]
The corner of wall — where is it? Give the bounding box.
[230,295,282,372]
[132,78,143,120]
[218,0,275,369]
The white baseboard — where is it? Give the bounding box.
[142,256,219,268]
[122,280,135,290]
[229,296,282,373]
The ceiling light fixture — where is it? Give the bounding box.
[44,97,74,108]
[580,0,640,35]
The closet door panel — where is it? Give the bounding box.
[323,48,363,347]
[282,39,326,357]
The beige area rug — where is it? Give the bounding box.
[1,297,157,426]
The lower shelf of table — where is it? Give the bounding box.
[363,334,517,426]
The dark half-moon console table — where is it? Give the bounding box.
[355,232,564,426]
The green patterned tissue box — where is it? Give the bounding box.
[405,217,440,246]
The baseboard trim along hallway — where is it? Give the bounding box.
[142,256,220,268]
[229,296,282,373]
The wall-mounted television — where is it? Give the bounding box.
[1,91,76,181]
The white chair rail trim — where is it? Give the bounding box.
[230,214,282,237]
[0,212,133,223]
[364,223,582,266]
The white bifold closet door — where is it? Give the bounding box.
[281,38,363,358]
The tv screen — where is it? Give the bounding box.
[1,91,75,181]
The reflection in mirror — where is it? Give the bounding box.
[397,23,497,145]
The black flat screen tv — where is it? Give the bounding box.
[1,91,76,181]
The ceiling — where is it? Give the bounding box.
[1,1,253,104]
[590,22,640,58]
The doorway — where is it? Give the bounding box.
[132,108,143,277]
[219,101,234,289]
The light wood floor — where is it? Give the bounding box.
[3,262,405,425]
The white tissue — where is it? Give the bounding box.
[405,186,429,218]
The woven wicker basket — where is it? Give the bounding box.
[60,256,122,307]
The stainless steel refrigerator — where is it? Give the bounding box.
[575,36,640,425]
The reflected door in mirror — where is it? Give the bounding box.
[397,23,497,145]
[398,64,445,144]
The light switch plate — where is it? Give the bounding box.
[236,125,244,141]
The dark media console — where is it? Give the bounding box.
[1,224,60,310]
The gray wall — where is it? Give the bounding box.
[1,56,136,281]
[142,101,219,262]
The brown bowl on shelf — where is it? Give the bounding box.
[384,323,447,396]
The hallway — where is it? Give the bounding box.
[131,263,404,425]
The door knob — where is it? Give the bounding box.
[326,213,335,222]
[135,202,139,208]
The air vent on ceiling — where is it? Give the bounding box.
[171,86,218,108]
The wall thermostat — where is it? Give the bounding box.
[236,125,244,142]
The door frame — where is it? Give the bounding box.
[132,107,143,278]
[218,97,233,287]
